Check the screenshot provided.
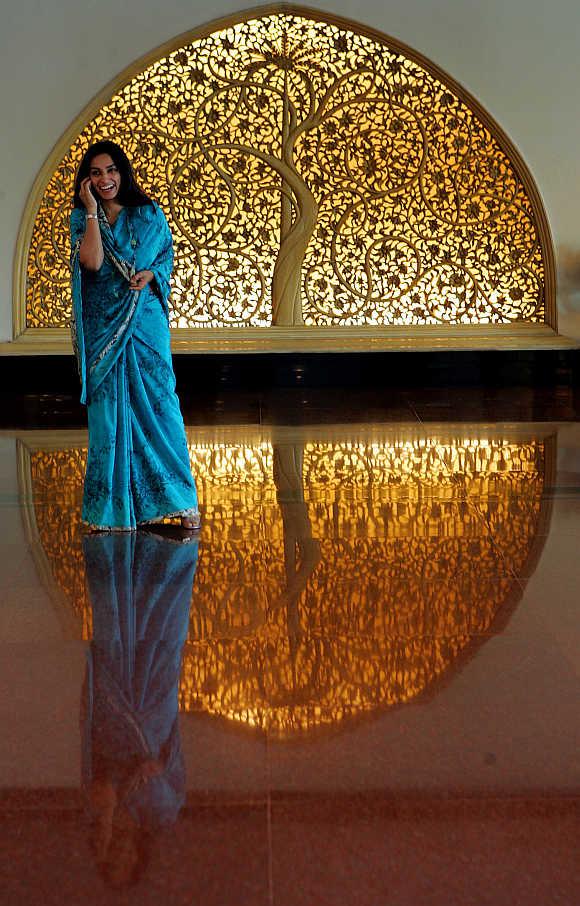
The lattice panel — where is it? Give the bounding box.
[26,10,547,329]
[26,432,548,736]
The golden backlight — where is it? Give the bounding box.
[25,11,548,330]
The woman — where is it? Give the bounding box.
[70,140,200,531]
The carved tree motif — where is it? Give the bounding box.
[26,10,549,329]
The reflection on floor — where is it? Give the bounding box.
[21,425,555,732]
[1,416,579,904]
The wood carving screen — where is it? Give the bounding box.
[26,10,547,329]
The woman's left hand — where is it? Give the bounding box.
[129,269,154,291]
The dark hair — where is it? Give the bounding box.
[73,140,154,209]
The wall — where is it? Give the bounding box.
[2,0,580,342]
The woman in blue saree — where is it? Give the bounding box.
[70,140,199,531]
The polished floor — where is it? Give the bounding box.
[1,387,579,904]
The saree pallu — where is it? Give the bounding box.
[70,203,198,530]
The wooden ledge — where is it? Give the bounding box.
[1,324,579,355]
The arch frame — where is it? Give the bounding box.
[9,3,566,354]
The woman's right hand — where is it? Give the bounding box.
[79,177,98,214]
[78,178,104,269]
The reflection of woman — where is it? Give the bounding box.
[70,140,199,531]
[81,530,198,887]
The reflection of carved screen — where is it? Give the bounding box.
[26,10,549,330]
[25,430,552,737]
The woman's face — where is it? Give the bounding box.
[88,153,121,203]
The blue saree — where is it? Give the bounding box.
[70,202,198,530]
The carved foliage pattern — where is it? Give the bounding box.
[26,12,545,329]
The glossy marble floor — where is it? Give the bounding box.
[1,388,579,904]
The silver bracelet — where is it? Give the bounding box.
[86,213,98,220]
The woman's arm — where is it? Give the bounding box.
[78,178,104,271]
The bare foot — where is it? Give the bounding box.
[181,514,201,531]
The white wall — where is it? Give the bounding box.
[2,0,580,342]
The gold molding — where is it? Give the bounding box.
[2,323,577,356]
[13,3,559,344]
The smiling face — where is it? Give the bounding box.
[88,153,121,202]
